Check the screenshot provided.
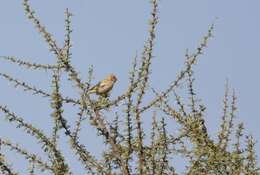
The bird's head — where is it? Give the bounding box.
[107,74,117,82]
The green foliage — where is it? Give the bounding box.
[0,0,259,174]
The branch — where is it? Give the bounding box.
[0,72,79,105]
[0,56,59,71]
[141,21,215,113]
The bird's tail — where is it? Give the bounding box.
[87,87,97,94]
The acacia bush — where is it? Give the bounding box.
[0,0,259,174]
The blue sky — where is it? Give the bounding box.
[0,0,260,174]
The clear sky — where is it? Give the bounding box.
[0,0,260,174]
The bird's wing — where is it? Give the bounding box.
[97,80,113,93]
[98,80,108,88]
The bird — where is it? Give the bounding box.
[88,74,117,97]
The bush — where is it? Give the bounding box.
[0,0,259,174]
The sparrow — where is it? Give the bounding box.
[88,74,117,97]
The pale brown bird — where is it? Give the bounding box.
[88,74,117,97]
